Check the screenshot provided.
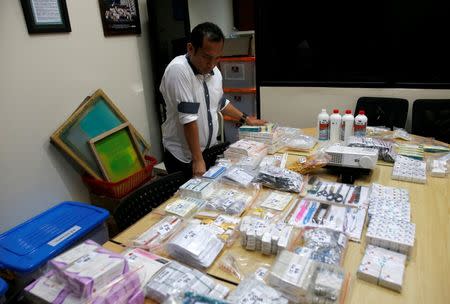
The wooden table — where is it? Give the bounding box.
[104,129,450,304]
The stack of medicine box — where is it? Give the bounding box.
[218,57,256,143]
[239,123,283,154]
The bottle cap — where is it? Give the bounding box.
[321,109,327,112]
[333,109,339,113]
[345,109,352,114]
[359,110,365,115]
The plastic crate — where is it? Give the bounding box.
[0,202,109,282]
[219,57,255,88]
[0,278,7,304]
[224,88,257,116]
[82,155,157,199]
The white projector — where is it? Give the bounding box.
[325,145,379,169]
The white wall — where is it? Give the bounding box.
[0,0,161,232]
[188,0,234,35]
[261,87,450,130]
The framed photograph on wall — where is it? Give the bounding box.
[89,123,145,182]
[20,0,71,34]
[98,0,141,36]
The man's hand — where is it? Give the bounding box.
[246,116,267,126]
[192,158,206,176]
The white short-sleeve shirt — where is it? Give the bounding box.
[160,55,229,163]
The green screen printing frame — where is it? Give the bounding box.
[89,122,145,182]
[50,89,150,179]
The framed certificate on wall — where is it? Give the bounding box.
[20,0,71,34]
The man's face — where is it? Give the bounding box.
[188,37,223,75]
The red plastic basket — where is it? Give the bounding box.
[82,155,157,199]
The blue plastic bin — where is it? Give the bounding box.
[0,278,7,304]
[0,201,109,281]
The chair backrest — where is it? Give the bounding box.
[113,171,187,232]
[355,97,409,130]
[412,99,450,143]
[203,141,230,169]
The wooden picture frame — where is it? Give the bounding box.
[89,123,145,182]
[50,89,150,180]
[20,0,71,34]
[98,0,141,36]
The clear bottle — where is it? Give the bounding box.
[329,109,342,142]
[317,109,330,141]
[341,109,354,143]
[354,110,368,137]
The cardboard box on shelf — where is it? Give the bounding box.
[223,36,252,57]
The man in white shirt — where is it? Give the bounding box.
[161,22,265,178]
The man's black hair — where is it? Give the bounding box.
[190,22,224,50]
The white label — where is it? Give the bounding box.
[154,267,175,283]
[225,63,246,80]
[165,199,197,217]
[53,242,98,264]
[285,263,303,282]
[47,225,81,247]
[261,192,292,211]
[254,267,269,280]
[238,287,264,304]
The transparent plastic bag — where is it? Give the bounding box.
[87,267,145,304]
[288,151,331,174]
[266,250,348,304]
[145,261,229,303]
[239,215,301,255]
[166,223,225,269]
[220,166,258,188]
[163,291,231,304]
[129,215,185,253]
[164,196,207,218]
[346,136,396,162]
[199,182,260,217]
[428,157,449,177]
[179,178,216,199]
[203,159,232,179]
[255,166,305,193]
[190,214,241,247]
[217,253,272,282]
[282,134,317,152]
[227,277,289,304]
[392,128,412,141]
[294,227,348,266]
[365,126,391,137]
[259,153,289,169]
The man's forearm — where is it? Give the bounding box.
[221,102,244,120]
[221,102,267,126]
[183,121,203,161]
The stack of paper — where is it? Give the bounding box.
[179,178,215,199]
[167,224,224,268]
[205,188,253,216]
[227,277,288,304]
[224,139,267,160]
[133,216,183,248]
[145,261,229,302]
[238,124,283,154]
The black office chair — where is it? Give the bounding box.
[355,97,409,130]
[203,141,230,168]
[411,99,450,143]
[113,171,186,232]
